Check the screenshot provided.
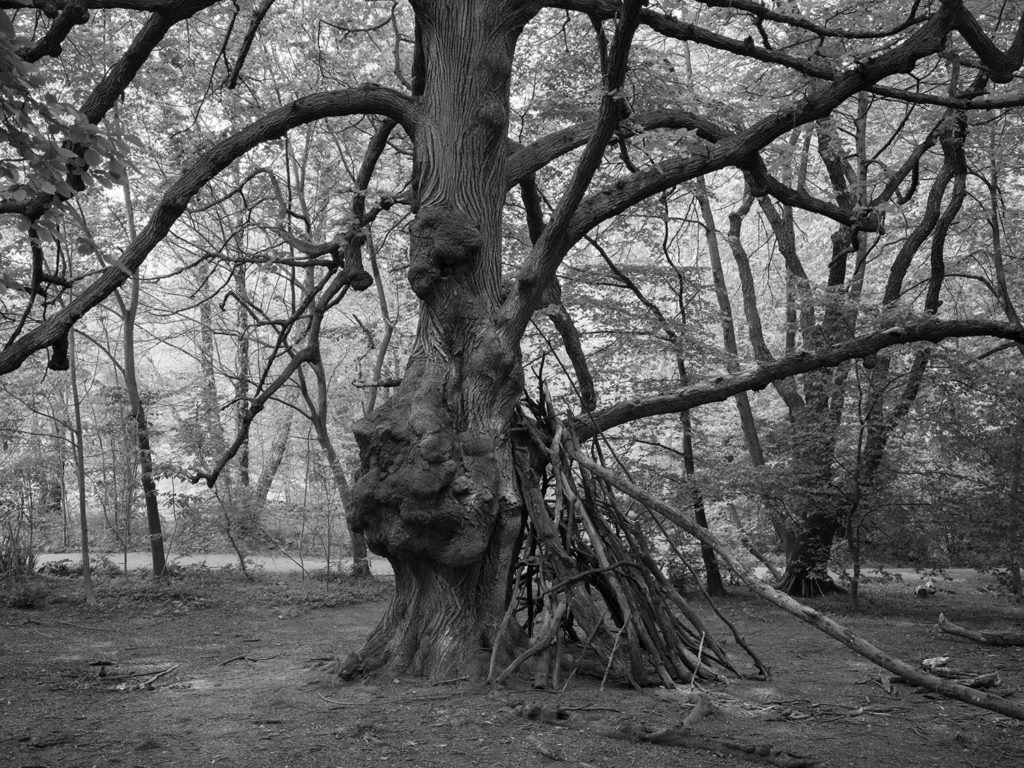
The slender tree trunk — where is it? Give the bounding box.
[120,170,166,578]
[253,410,292,508]
[196,264,247,569]
[680,406,727,596]
[726,195,800,553]
[297,360,362,575]
[233,263,251,487]
[685,43,766,466]
[68,330,97,605]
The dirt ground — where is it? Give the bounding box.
[2,568,1023,768]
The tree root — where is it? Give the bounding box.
[598,721,822,768]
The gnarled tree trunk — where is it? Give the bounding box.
[343,0,533,681]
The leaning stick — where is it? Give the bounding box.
[569,449,1024,722]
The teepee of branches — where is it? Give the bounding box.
[487,388,767,689]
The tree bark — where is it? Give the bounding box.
[344,0,536,680]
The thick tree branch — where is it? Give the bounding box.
[572,318,1024,439]
[946,0,1024,83]
[507,109,864,228]
[226,0,277,89]
[0,85,414,375]
[338,118,398,289]
[80,0,220,125]
[548,0,840,80]
[17,0,89,61]
[565,8,957,248]
[1,1,207,8]
[505,108,722,186]
[696,0,928,40]
[502,0,642,340]
[519,175,597,412]
[0,0,223,216]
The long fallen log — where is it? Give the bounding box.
[938,613,1024,646]
[570,449,1024,722]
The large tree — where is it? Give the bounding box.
[3,0,1024,683]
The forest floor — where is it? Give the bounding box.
[1,566,1023,768]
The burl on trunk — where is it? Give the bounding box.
[341,0,536,680]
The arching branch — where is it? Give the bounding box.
[1,0,224,216]
[573,318,1024,439]
[502,0,643,341]
[0,85,414,375]
[946,0,1024,83]
[564,8,956,249]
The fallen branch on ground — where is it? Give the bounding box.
[113,664,179,691]
[568,447,1024,722]
[879,669,1001,691]
[938,613,1024,646]
[599,721,822,768]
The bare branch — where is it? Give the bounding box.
[501,0,643,340]
[565,8,956,250]
[17,0,89,62]
[573,318,1024,439]
[0,85,414,375]
[946,0,1024,83]
[226,0,277,89]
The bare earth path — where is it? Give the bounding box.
[2,571,1022,767]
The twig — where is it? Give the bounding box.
[601,613,629,692]
[689,632,706,688]
[219,653,281,666]
[488,566,524,682]
[541,561,641,596]
[142,665,178,688]
[432,675,470,686]
[220,654,255,666]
